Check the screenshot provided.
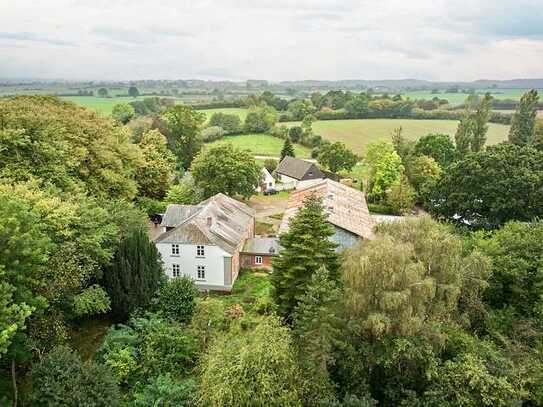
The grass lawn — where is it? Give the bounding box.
[286,119,510,155]
[61,95,182,115]
[200,107,248,122]
[208,134,311,158]
[211,269,272,313]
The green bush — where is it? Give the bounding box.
[154,276,199,323]
[31,346,120,406]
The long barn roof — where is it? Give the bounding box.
[279,179,374,240]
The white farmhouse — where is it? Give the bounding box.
[256,167,276,193]
[154,193,256,291]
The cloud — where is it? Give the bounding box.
[0,32,76,47]
[0,0,542,81]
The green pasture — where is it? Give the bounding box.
[208,134,311,158]
[400,88,542,105]
[285,119,509,155]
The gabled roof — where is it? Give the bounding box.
[155,194,255,254]
[161,204,201,228]
[279,179,374,240]
[241,237,281,255]
[276,156,321,180]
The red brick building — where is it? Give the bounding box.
[240,237,280,270]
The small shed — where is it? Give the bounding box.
[240,237,280,269]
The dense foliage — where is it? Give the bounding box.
[153,277,199,323]
[0,96,141,199]
[191,143,261,199]
[427,144,543,228]
[31,346,120,406]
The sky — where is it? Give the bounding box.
[1,0,542,82]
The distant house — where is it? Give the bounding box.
[256,167,275,193]
[279,179,374,251]
[275,156,324,186]
[240,237,280,269]
[155,194,256,291]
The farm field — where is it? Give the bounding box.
[400,88,543,105]
[200,107,249,122]
[208,134,311,158]
[60,96,177,115]
[285,119,510,155]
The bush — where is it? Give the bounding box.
[154,276,199,323]
[208,113,241,134]
[31,346,120,406]
[201,125,225,142]
[288,126,303,143]
[72,285,111,318]
[130,375,196,407]
[189,298,226,351]
[264,158,278,173]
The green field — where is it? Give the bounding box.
[208,134,310,158]
[201,108,249,122]
[59,96,172,115]
[286,119,509,155]
[400,88,542,105]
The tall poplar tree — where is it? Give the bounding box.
[509,89,539,146]
[271,194,338,320]
[103,228,164,321]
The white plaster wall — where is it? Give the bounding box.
[156,243,231,287]
[278,173,298,185]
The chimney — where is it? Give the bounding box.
[207,217,212,226]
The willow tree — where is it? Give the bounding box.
[342,218,489,344]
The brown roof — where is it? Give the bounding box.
[275,156,323,180]
[156,194,255,254]
[279,179,374,240]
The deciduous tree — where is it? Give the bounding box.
[190,143,261,199]
[161,105,206,169]
[509,89,539,146]
[317,141,359,173]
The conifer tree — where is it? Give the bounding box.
[509,89,539,146]
[103,228,164,320]
[271,194,338,320]
[280,137,295,161]
[293,266,341,382]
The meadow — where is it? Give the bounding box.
[285,118,510,154]
[400,88,542,105]
[208,134,311,158]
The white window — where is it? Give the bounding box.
[172,264,181,277]
[197,265,205,280]
[171,244,179,256]
[196,245,205,257]
[255,256,263,265]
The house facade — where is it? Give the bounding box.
[256,167,276,193]
[154,194,256,291]
[279,179,374,251]
[275,156,324,186]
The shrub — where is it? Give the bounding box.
[31,346,120,406]
[154,276,199,323]
[201,125,225,142]
[72,285,111,318]
[208,113,241,134]
[130,375,196,407]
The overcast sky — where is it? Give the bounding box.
[1,0,542,81]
